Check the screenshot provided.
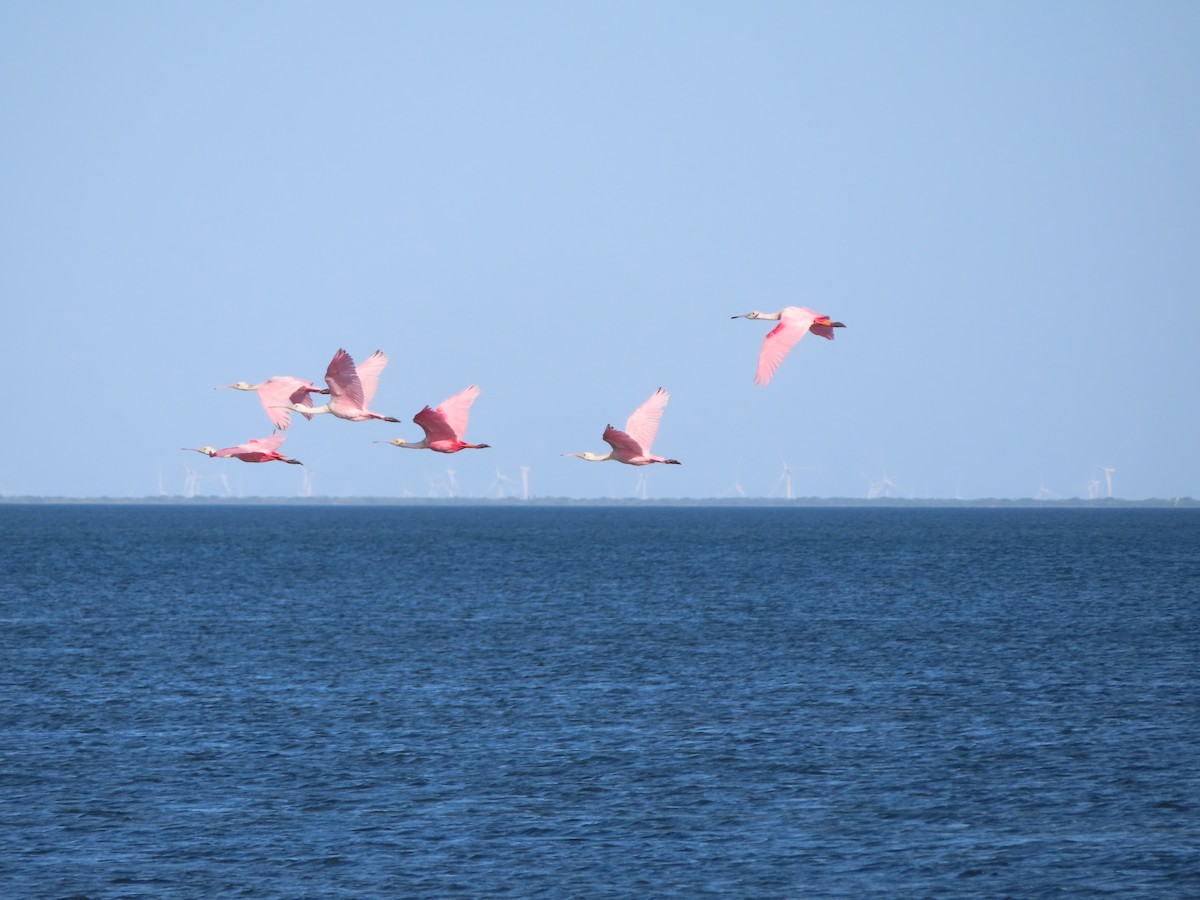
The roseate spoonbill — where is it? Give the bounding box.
[732,306,845,385]
[182,432,303,465]
[280,348,402,423]
[217,376,327,430]
[563,387,681,466]
[377,385,490,454]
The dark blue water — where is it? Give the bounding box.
[1,505,1197,897]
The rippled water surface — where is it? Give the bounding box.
[1,504,1197,896]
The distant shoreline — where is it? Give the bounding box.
[1,496,1196,509]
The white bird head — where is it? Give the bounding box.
[731,311,764,320]
[375,439,408,447]
[561,451,609,462]
[182,446,217,457]
[217,382,255,391]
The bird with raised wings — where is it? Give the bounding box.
[217,376,327,430]
[563,387,681,466]
[377,385,491,454]
[732,306,845,385]
[280,348,402,423]
[182,432,303,465]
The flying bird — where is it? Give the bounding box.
[732,306,845,385]
[280,348,402,423]
[377,385,490,454]
[563,387,681,466]
[217,376,327,430]
[182,432,303,465]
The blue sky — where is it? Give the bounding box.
[3,2,1197,500]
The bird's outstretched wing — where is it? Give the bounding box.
[325,349,366,409]
[353,350,389,407]
[755,308,817,386]
[213,433,284,458]
[624,388,669,455]
[257,377,312,430]
[602,425,643,459]
[243,433,286,453]
[413,405,456,443]
[435,385,480,439]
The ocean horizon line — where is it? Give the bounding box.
[1,495,1196,509]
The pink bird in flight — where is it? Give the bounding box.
[217,376,327,431]
[732,306,846,385]
[182,432,303,465]
[280,348,402,423]
[563,387,681,466]
[378,385,490,454]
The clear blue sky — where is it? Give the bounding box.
[3,2,1197,500]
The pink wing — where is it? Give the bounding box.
[755,308,817,386]
[602,425,644,460]
[324,349,366,409]
[256,377,313,430]
[434,386,480,439]
[242,433,286,453]
[624,388,669,455]
[808,321,837,340]
[353,350,389,407]
[413,405,457,443]
[217,433,285,457]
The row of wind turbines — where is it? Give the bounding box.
[182,307,848,485]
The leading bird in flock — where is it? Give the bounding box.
[281,348,402,423]
[216,375,327,431]
[732,306,845,385]
[377,385,491,454]
[182,432,303,465]
[563,387,681,466]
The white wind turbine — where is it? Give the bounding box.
[771,459,794,500]
[446,467,458,498]
[635,470,650,500]
[183,467,226,498]
[720,471,747,498]
[487,468,514,499]
[865,475,897,499]
[184,467,200,498]
[302,469,313,498]
[520,466,531,500]
[427,471,456,498]
[1102,467,1115,498]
